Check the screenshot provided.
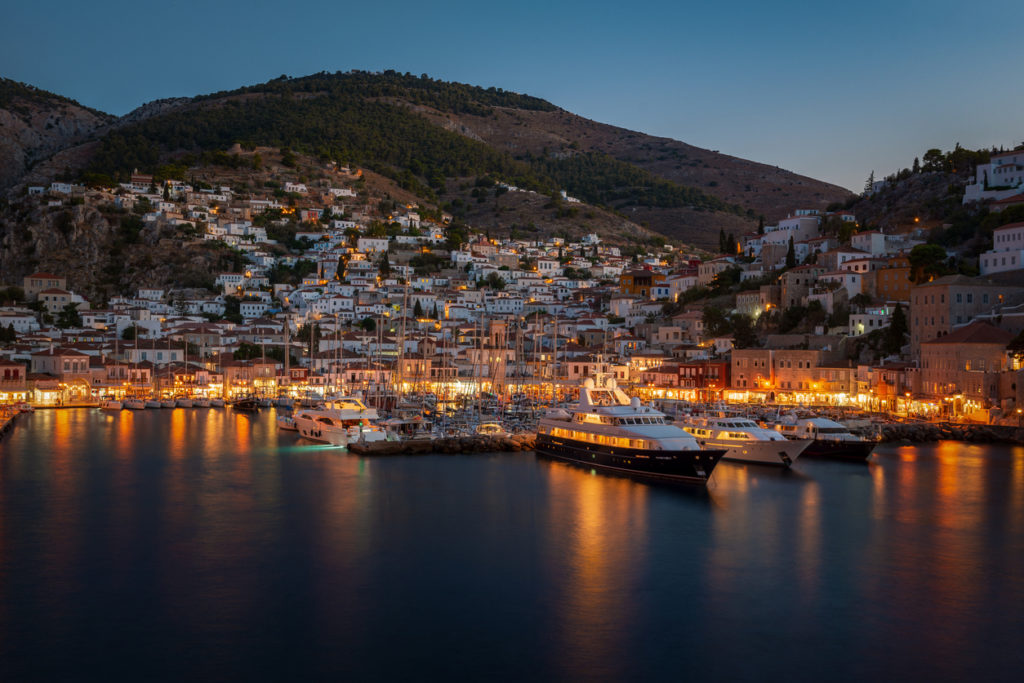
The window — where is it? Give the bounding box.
[967,293,973,304]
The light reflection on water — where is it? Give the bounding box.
[0,411,1022,681]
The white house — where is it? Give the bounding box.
[357,237,390,254]
[964,149,1024,204]
[979,222,1024,275]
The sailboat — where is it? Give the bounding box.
[123,334,147,409]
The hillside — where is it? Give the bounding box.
[0,71,853,249]
[0,78,114,192]
[414,103,852,242]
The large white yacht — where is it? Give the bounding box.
[293,397,389,447]
[535,377,725,484]
[679,415,810,467]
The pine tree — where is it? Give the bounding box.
[912,157,920,174]
[432,303,439,319]
[413,300,423,317]
[883,303,907,355]
[757,216,765,235]
[864,170,875,195]
[785,236,796,269]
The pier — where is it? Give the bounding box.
[348,433,537,456]
[0,406,18,440]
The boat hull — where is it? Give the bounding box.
[535,433,725,484]
[801,439,876,461]
[715,438,809,467]
[296,421,348,446]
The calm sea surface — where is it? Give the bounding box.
[1,408,1022,681]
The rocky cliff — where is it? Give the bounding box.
[0,201,247,303]
[0,79,113,193]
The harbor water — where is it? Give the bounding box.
[1,408,1022,681]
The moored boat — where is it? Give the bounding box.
[194,397,211,408]
[679,415,810,467]
[476,422,509,437]
[99,397,122,411]
[294,397,388,447]
[176,397,193,408]
[535,377,725,484]
[210,397,225,408]
[145,399,162,409]
[772,416,876,461]
[383,416,435,440]
[160,398,176,409]
[124,398,146,410]
[276,413,298,431]
[231,396,260,412]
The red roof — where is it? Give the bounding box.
[27,272,63,279]
[924,320,1012,345]
[991,194,1024,206]
[31,347,90,357]
[993,222,1024,232]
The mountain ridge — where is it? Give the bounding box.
[0,70,853,247]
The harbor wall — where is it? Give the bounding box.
[349,434,537,456]
[880,422,1024,445]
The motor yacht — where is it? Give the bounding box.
[772,416,876,461]
[679,415,809,467]
[536,377,725,483]
[294,396,388,447]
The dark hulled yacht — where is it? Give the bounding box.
[535,377,725,484]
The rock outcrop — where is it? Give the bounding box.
[0,79,113,193]
[879,422,1024,445]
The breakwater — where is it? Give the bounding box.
[880,422,1024,445]
[0,410,17,440]
[349,433,537,456]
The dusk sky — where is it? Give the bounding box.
[3,0,1021,192]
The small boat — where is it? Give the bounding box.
[194,397,211,408]
[231,397,260,412]
[145,399,162,409]
[384,416,435,440]
[210,397,225,408]
[99,397,122,411]
[476,422,509,437]
[15,402,34,413]
[276,413,298,431]
[176,397,193,408]
[124,398,146,410]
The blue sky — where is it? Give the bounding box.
[3,0,1021,192]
